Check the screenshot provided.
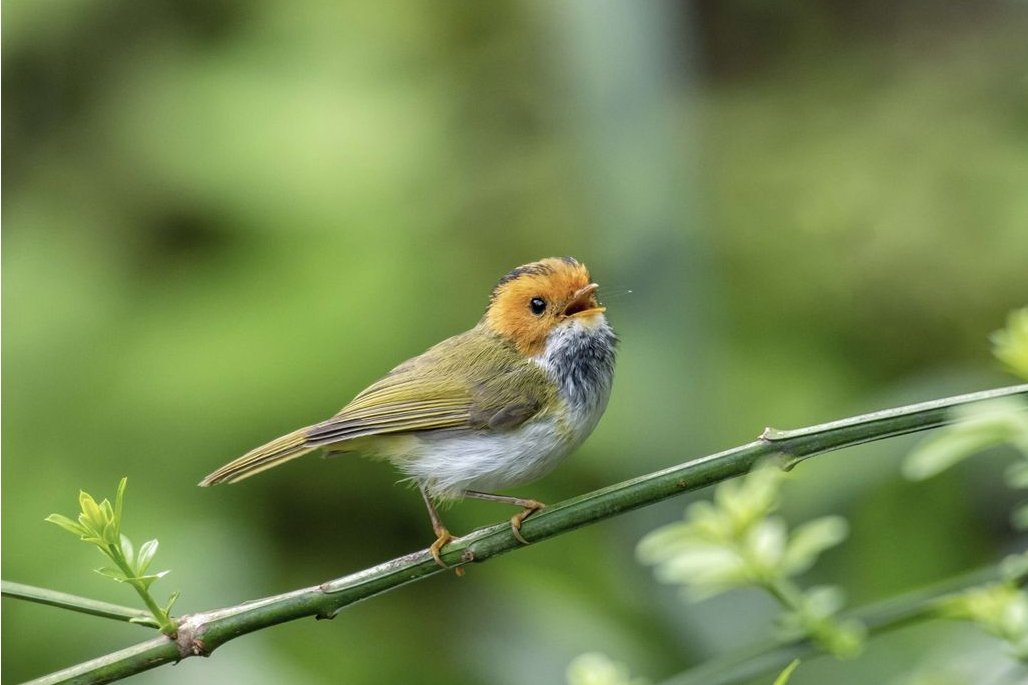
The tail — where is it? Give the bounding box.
[199,428,316,486]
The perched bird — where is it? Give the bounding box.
[200,257,617,568]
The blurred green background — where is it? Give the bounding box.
[3,0,1027,683]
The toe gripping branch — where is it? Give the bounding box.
[420,486,547,575]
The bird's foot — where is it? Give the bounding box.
[429,528,464,577]
[462,490,547,546]
[510,500,545,545]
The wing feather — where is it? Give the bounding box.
[304,329,554,445]
[200,327,557,485]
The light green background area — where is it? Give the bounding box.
[3,1,1027,683]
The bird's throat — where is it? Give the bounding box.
[535,318,618,416]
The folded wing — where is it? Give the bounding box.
[200,330,554,485]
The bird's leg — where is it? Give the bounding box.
[419,485,461,574]
[463,491,545,545]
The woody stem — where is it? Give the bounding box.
[15,384,1028,685]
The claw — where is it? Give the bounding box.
[429,529,453,567]
[510,501,545,545]
[428,528,464,577]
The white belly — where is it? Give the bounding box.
[395,410,595,500]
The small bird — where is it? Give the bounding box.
[200,257,617,569]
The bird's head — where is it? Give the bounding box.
[483,257,607,356]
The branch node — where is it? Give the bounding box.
[174,615,211,658]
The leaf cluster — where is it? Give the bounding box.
[46,478,178,635]
[636,464,864,658]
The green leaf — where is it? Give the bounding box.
[681,464,783,542]
[1000,552,1028,582]
[801,585,846,620]
[102,518,120,547]
[771,659,800,685]
[115,477,127,525]
[904,430,999,480]
[746,517,787,573]
[163,590,180,615]
[992,308,1028,381]
[76,514,96,539]
[938,582,1028,650]
[45,513,88,537]
[904,400,1028,480]
[653,545,751,600]
[128,616,160,628]
[132,570,170,590]
[822,619,867,659]
[101,498,114,523]
[739,465,786,514]
[78,490,106,533]
[684,500,733,541]
[136,539,159,575]
[636,524,698,564]
[717,464,786,535]
[95,566,128,582]
[566,652,647,685]
[120,535,135,568]
[782,516,849,576]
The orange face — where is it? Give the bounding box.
[484,257,606,356]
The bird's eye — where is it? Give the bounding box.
[529,297,546,315]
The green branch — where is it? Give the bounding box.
[1,581,155,626]
[19,384,1028,685]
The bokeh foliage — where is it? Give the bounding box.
[3,1,1027,683]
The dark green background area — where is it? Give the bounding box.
[3,1,1027,683]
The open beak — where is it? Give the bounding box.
[563,283,605,318]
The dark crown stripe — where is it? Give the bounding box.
[490,257,580,301]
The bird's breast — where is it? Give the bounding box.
[535,315,617,427]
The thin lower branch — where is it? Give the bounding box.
[2,581,155,627]
[662,564,1028,685]
[18,384,1028,685]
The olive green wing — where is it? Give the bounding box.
[303,376,475,444]
[304,331,555,446]
[199,331,554,486]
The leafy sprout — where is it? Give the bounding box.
[937,567,1028,660]
[46,477,179,636]
[637,463,864,658]
[900,310,1028,657]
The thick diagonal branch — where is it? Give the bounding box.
[20,384,1028,685]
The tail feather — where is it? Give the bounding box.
[199,428,316,486]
